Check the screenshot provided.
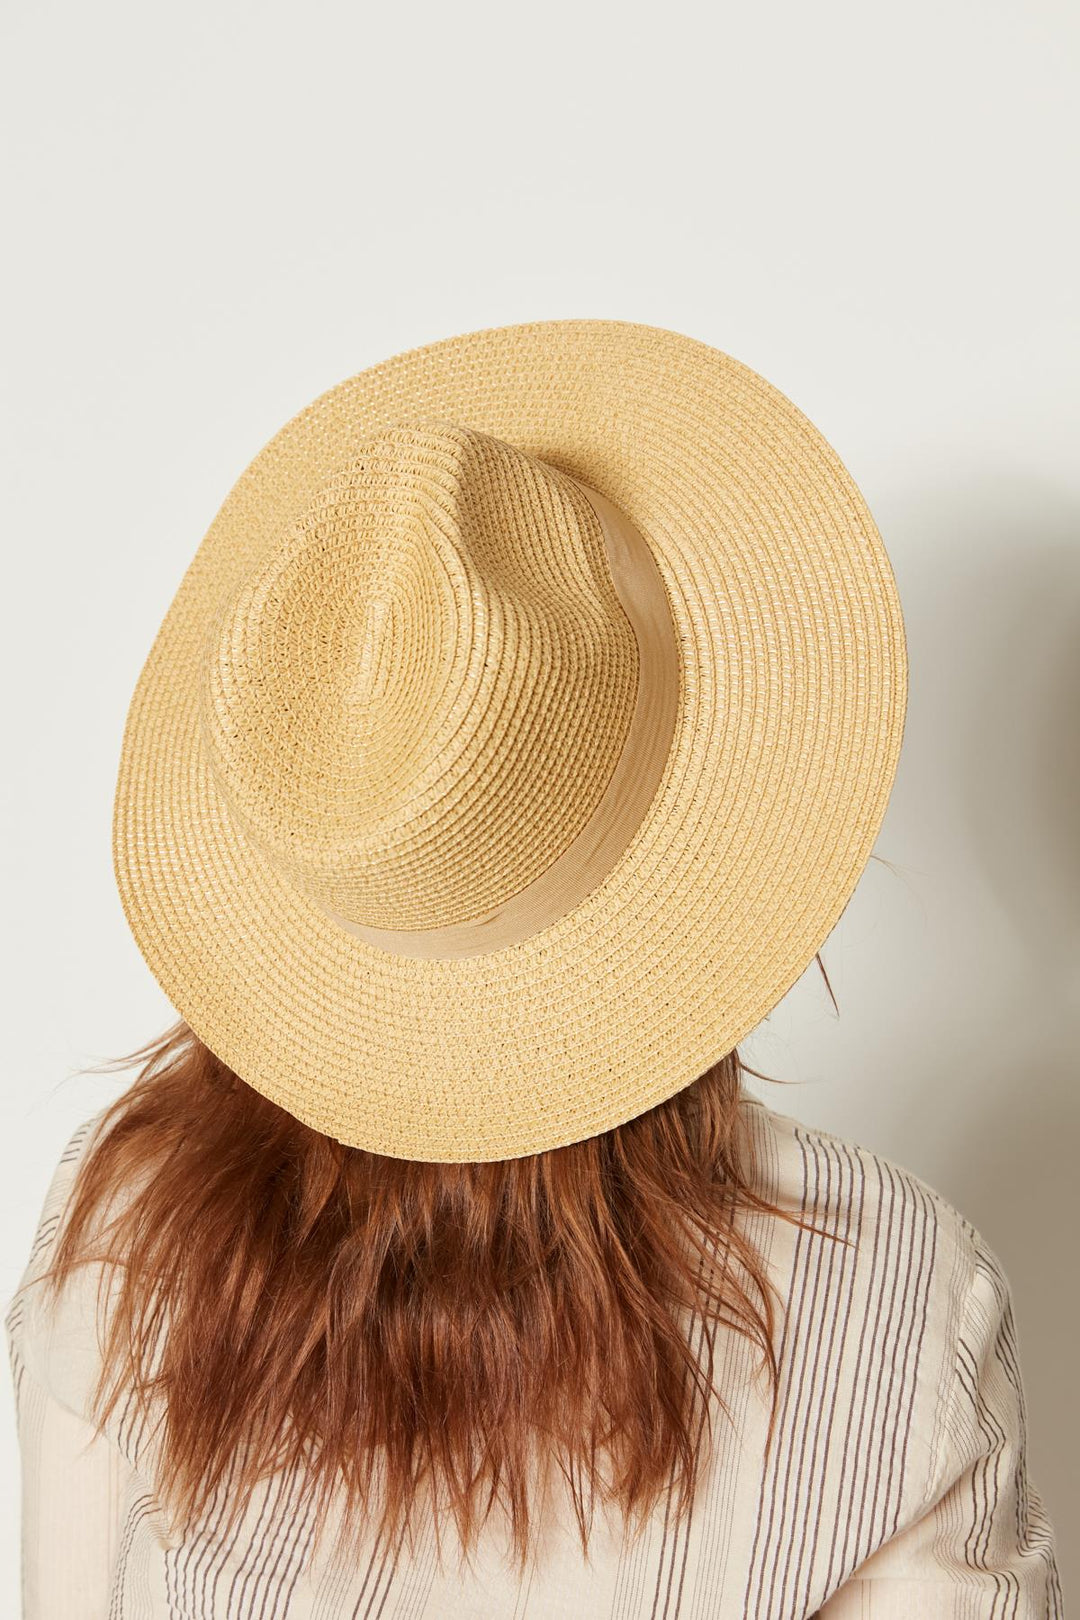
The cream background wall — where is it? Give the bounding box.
[2,0,1076,1606]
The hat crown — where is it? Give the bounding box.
[200,421,641,931]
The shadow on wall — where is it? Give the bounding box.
[882,472,1079,1572]
[962,505,1080,996]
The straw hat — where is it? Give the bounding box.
[113,320,906,1162]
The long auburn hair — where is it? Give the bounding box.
[35,1018,825,1573]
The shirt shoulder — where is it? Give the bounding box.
[739,1096,982,1530]
[742,1103,1062,1606]
[743,1093,978,1260]
[5,1107,115,1420]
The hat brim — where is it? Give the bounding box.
[113,320,906,1161]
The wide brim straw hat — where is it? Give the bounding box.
[113,320,906,1162]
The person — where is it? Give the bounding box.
[6,322,1062,1617]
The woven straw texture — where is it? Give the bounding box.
[113,320,907,1161]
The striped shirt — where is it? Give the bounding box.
[5,1097,1062,1618]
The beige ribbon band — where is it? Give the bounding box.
[329,480,681,960]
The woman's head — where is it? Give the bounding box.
[39,1021,811,1572]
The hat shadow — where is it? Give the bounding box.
[887,474,1080,1558]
